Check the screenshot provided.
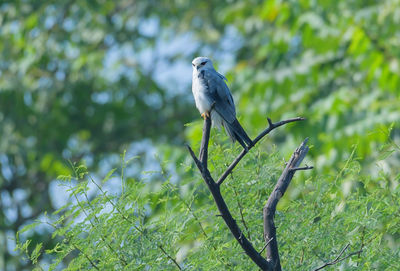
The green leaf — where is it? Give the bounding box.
[102,168,117,183]
[18,222,42,234]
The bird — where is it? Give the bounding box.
[191,56,253,150]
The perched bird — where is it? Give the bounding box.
[191,56,253,150]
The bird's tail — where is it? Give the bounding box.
[223,118,253,150]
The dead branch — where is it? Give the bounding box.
[217,117,304,186]
[187,116,310,270]
[187,117,271,270]
[263,138,311,270]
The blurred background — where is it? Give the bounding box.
[1,0,399,269]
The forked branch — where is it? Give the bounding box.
[217,117,304,186]
[313,244,363,271]
[187,117,270,270]
[187,116,309,270]
[263,138,311,270]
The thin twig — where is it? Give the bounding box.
[72,243,100,270]
[233,185,251,240]
[289,166,314,172]
[334,244,350,263]
[182,197,208,238]
[158,245,182,270]
[259,237,274,255]
[43,221,100,270]
[313,244,363,271]
[358,226,365,265]
[217,117,305,186]
[187,144,203,171]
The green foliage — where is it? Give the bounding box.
[16,127,400,269]
[3,0,400,269]
[0,2,197,267]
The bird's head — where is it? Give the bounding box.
[192,57,214,72]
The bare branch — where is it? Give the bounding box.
[199,117,212,167]
[187,116,272,270]
[186,144,203,172]
[263,138,310,270]
[217,149,247,186]
[289,165,314,172]
[254,117,305,145]
[334,244,350,263]
[313,244,363,271]
[217,117,305,186]
[267,117,273,126]
[187,116,308,271]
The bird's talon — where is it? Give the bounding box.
[201,111,210,119]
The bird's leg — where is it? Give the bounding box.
[201,111,210,120]
[201,102,215,119]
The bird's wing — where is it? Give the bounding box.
[203,69,236,124]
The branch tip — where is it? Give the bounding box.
[217,117,306,187]
[186,143,203,172]
[267,117,273,126]
[289,166,314,172]
[300,137,309,146]
[186,144,196,159]
[263,138,310,270]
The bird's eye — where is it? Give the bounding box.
[201,61,207,66]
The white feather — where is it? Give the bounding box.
[191,56,228,128]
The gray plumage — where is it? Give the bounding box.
[191,56,252,149]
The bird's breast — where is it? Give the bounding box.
[192,77,212,114]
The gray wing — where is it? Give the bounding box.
[202,69,236,124]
